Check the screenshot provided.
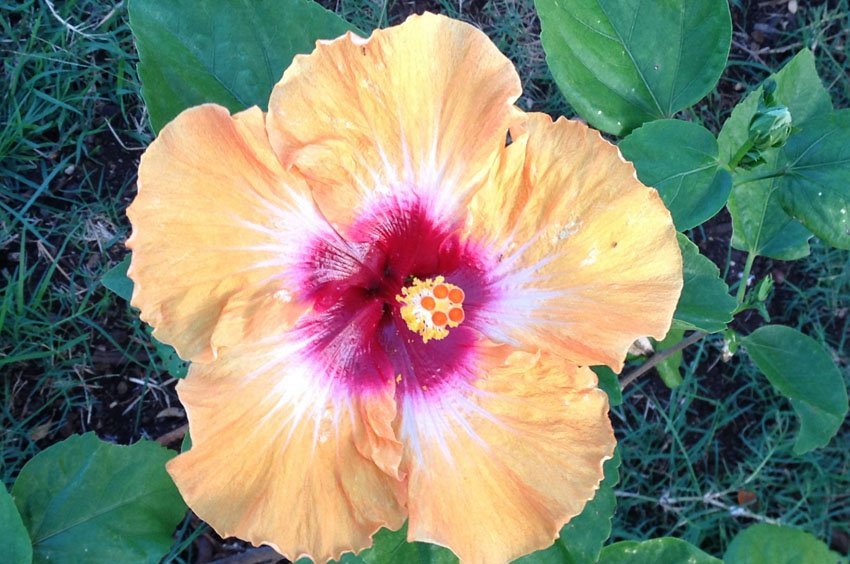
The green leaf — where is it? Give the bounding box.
[129,0,356,132]
[775,109,850,250]
[516,449,621,564]
[742,326,848,454]
[597,538,720,563]
[536,0,731,135]
[720,49,832,258]
[12,433,187,563]
[551,450,622,563]
[673,235,737,333]
[718,48,832,165]
[364,526,458,564]
[593,366,623,407]
[620,120,732,230]
[723,524,840,564]
[151,331,189,378]
[718,92,760,167]
[0,486,32,564]
[102,256,132,301]
[180,430,192,453]
[728,169,812,260]
[334,522,458,563]
[654,328,685,388]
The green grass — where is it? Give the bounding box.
[1,0,848,560]
[328,0,573,115]
[613,240,850,553]
[0,0,168,487]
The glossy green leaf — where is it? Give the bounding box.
[12,433,187,563]
[536,0,731,135]
[717,48,832,165]
[654,327,685,388]
[0,486,32,564]
[728,169,812,260]
[593,366,623,407]
[775,109,850,250]
[129,0,356,132]
[742,326,848,454]
[673,235,736,333]
[620,119,732,230]
[517,449,621,564]
[598,537,720,563]
[723,524,840,564]
[102,256,132,301]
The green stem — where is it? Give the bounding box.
[736,252,756,304]
[727,138,754,170]
[734,167,788,187]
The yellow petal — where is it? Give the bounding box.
[267,12,523,226]
[469,113,683,371]
[401,351,615,562]
[127,105,323,362]
[168,341,406,562]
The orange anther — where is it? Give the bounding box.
[431,311,448,326]
[396,276,467,343]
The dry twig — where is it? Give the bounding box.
[155,423,189,446]
[620,331,708,389]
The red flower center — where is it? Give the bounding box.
[294,196,493,396]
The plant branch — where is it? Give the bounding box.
[620,331,707,389]
[615,489,781,525]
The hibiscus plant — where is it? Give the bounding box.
[4,0,847,563]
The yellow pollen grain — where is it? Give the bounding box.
[396,275,466,343]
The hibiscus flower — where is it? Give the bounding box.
[127,12,682,563]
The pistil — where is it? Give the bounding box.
[397,276,466,343]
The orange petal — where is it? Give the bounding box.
[267,13,523,225]
[127,105,324,362]
[168,341,406,562]
[353,380,406,481]
[401,351,615,562]
[469,114,683,371]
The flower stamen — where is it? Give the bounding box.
[397,276,466,343]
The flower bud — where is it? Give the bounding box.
[749,105,793,149]
[755,274,774,302]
